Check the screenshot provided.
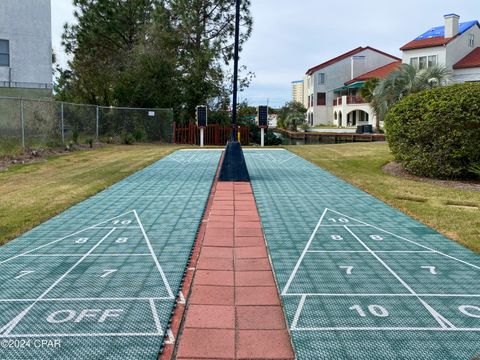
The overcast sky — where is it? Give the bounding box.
[52,0,479,107]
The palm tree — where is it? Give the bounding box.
[360,78,381,130]
[370,64,451,128]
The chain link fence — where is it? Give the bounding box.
[0,96,174,154]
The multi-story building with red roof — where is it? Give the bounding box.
[295,13,480,130]
[302,47,400,129]
[401,14,480,83]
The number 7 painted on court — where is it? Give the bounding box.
[339,266,353,275]
[421,266,437,275]
[101,269,117,278]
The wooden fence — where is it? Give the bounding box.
[174,123,250,146]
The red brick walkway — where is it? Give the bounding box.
[174,181,295,360]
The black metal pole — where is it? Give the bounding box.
[231,0,241,142]
[218,0,249,182]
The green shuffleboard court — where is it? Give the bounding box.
[244,149,480,360]
[0,150,220,360]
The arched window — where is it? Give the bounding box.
[334,112,337,120]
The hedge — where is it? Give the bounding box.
[385,83,480,179]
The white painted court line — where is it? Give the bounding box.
[164,329,175,345]
[0,228,117,336]
[0,211,134,267]
[178,149,223,151]
[258,196,372,199]
[99,196,204,199]
[290,295,307,330]
[167,157,183,164]
[278,155,298,165]
[293,327,480,332]
[344,225,456,330]
[282,293,480,297]
[167,153,198,164]
[149,299,163,335]
[178,291,186,304]
[247,152,301,165]
[327,208,480,271]
[0,332,163,338]
[21,254,151,257]
[243,148,287,152]
[318,224,371,226]
[92,226,141,229]
[133,210,174,300]
[282,209,328,295]
[306,250,434,253]
[0,297,174,303]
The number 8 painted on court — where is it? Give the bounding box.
[75,237,89,244]
[328,218,349,223]
[115,237,128,244]
[369,235,383,241]
[331,235,343,241]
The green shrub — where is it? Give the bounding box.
[133,128,146,142]
[385,83,480,179]
[120,131,135,145]
[471,163,480,178]
[72,127,79,144]
[86,137,94,148]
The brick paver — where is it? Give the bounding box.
[174,180,295,359]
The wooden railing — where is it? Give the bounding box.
[346,96,365,104]
[333,96,365,106]
[174,123,250,145]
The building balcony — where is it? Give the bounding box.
[333,95,365,106]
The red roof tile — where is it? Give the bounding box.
[400,37,454,51]
[453,47,480,69]
[345,61,401,85]
[306,46,400,75]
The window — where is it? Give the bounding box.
[0,40,9,67]
[318,73,325,85]
[469,34,475,47]
[411,55,437,69]
[317,92,326,106]
[419,56,427,69]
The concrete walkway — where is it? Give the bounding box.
[174,180,294,359]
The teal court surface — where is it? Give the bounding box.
[244,149,480,360]
[0,150,220,359]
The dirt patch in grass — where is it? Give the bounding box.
[382,161,480,192]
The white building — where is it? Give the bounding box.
[0,0,52,96]
[304,46,400,127]
[291,80,304,104]
[401,14,480,82]
[332,61,400,128]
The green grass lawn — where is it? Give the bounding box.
[0,144,181,245]
[287,143,480,254]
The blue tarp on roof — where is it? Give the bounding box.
[416,20,479,40]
